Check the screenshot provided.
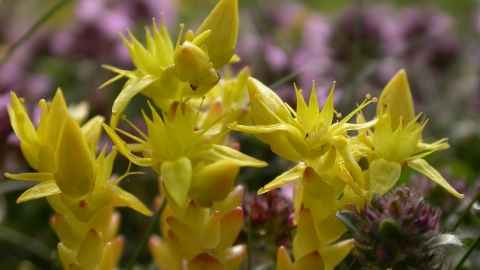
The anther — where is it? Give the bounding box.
[39,99,47,110]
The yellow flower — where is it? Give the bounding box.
[6,116,152,216]
[230,78,376,201]
[7,90,102,171]
[369,70,463,198]
[195,0,238,69]
[275,208,354,270]
[104,101,266,212]
[101,0,239,125]
[229,78,376,162]
[150,187,247,270]
[166,40,220,93]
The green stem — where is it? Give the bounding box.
[451,190,480,232]
[0,0,72,67]
[454,232,480,270]
[0,225,54,262]
[126,198,167,270]
[347,258,357,270]
[268,64,309,90]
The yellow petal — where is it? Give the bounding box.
[43,89,70,150]
[215,207,243,252]
[80,115,104,154]
[276,246,294,270]
[195,0,238,69]
[54,214,83,250]
[293,250,324,270]
[102,124,152,166]
[109,185,153,216]
[217,245,247,270]
[316,215,347,247]
[38,143,55,172]
[320,239,354,270]
[376,69,415,129]
[160,157,192,207]
[199,144,268,168]
[8,92,38,147]
[112,75,158,114]
[408,159,464,198]
[190,160,240,207]
[210,185,244,216]
[199,211,221,249]
[54,117,95,197]
[258,163,305,194]
[293,208,320,259]
[17,180,61,203]
[301,166,335,199]
[182,201,210,228]
[153,16,174,67]
[369,158,401,195]
[57,243,77,269]
[76,229,103,269]
[95,242,115,270]
[187,253,224,270]
[247,78,293,126]
[5,172,53,182]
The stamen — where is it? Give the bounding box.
[175,23,185,49]
[255,96,289,124]
[19,98,25,103]
[121,115,149,141]
[285,102,297,117]
[39,99,47,110]
[196,108,233,138]
[115,127,147,144]
[185,30,195,42]
[194,96,206,125]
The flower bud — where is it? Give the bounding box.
[376,69,415,129]
[189,160,240,207]
[196,0,239,69]
[166,41,220,96]
[338,186,462,269]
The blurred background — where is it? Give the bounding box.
[0,0,479,269]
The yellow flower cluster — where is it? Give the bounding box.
[150,185,247,269]
[6,90,151,269]
[229,69,463,269]
[4,0,463,269]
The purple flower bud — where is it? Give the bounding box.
[346,186,455,269]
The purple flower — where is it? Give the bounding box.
[338,186,461,270]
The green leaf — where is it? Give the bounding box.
[335,211,358,234]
